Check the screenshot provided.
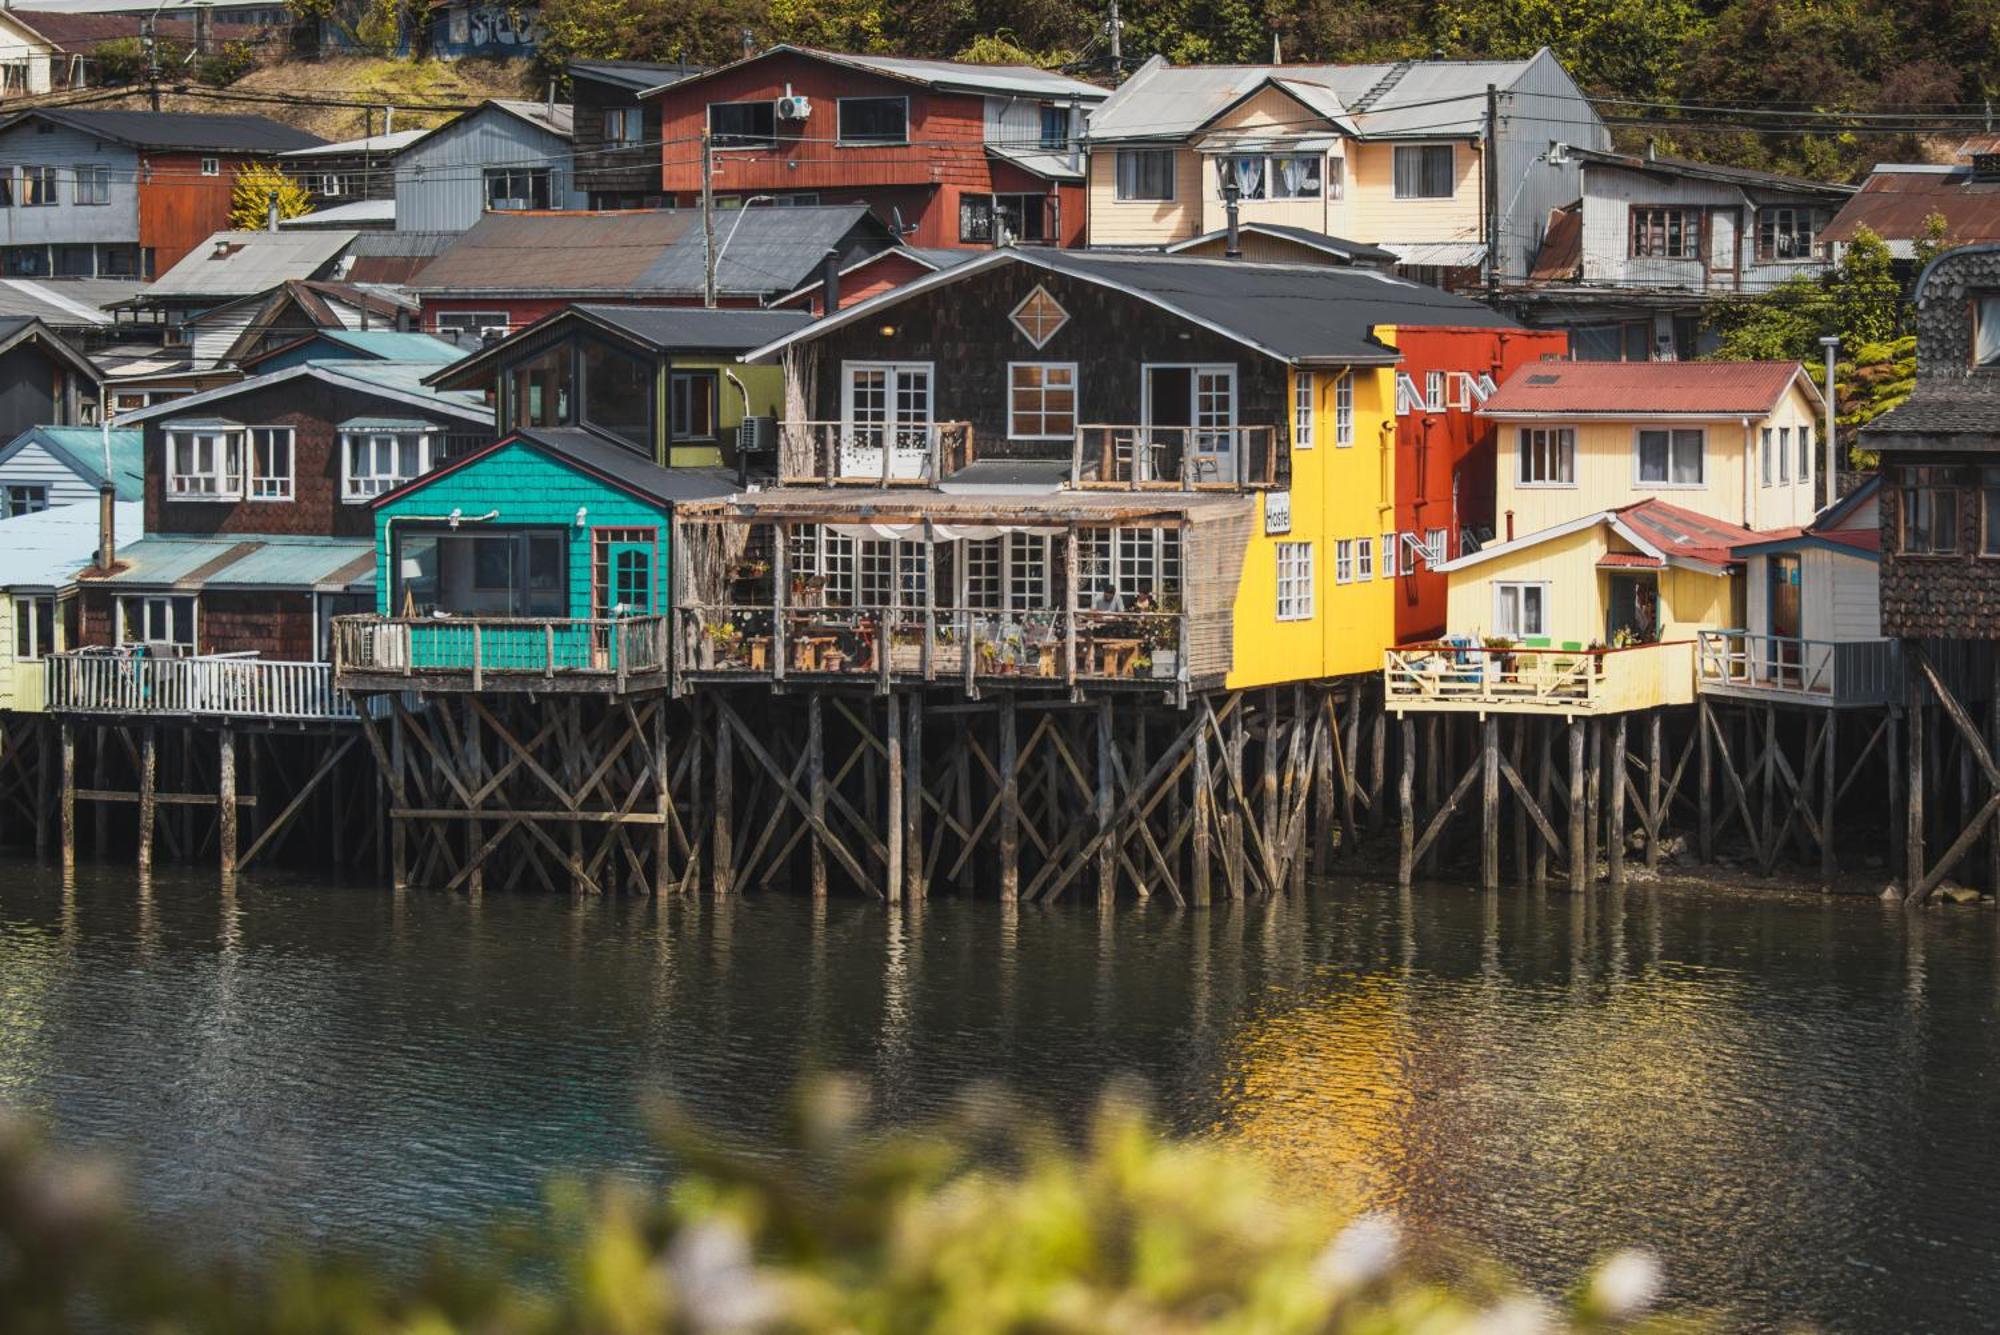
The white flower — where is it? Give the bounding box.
[1588,1249,1662,1320]
[1315,1211,1400,1288]
[668,1218,780,1332]
[1474,1295,1552,1335]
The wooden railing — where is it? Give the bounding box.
[1696,631,1902,706]
[776,420,975,486]
[1072,425,1281,490]
[46,652,357,721]
[677,604,1188,690]
[1383,640,1697,714]
[333,615,670,689]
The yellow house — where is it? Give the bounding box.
[0,501,138,714]
[1482,360,1825,543]
[1439,498,1751,649]
[1083,50,1609,283]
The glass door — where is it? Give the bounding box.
[1143,365,1236,483]
[842,363,932,480]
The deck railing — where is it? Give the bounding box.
[46,652,357,721]
[776,420,975,486]
[1384,640,1697,715]
[1696,631,1902,706]
[334,615,670,688]
[1072,425,1281,490]
[677,604,1187,689]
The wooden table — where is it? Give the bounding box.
[1092,637,1143,678]
[792,635,838,671]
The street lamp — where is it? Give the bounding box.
[1819,335,1840,508]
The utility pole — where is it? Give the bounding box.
[700,126,717,308]
[1106,0,1122,82]
[141,16,161,112]
[1483,82,1499,301]
[1820,335,1841,506]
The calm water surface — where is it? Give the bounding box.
[1,858,1996,1331]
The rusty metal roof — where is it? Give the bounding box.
[1821,166,2000,244]
[1528,203,1582,281]
[1480,360,1812,417]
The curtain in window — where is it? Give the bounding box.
[1230,155,1263,198]
[1978,297,2000,366]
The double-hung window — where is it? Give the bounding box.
[119,594,195,648]
[1424,527,1449,569]
[1356,537,1374,580]
[342,429,432,501]
[1008,362,1075,440]
[1798,425,1813,481]
[1901,466,1962,555]
[1493,582,1547,638]
[248,427,294,500]
[709,101,776,148]
[13,594,53,658]
[1756,207,1822,261]
[1039,105,1070,149]
[1425,370,1446,411]
[1276,541,1314,619]
[20,165,55,206]
[837,97,907,145]
[1115,148,1174,202]
[1293,372,1314,448]
[1630,207,1702,259]
[1761,427,1774,485]
[1392,144,1454,199]
[73,164,108,205]
[1381,532,1398,578]
[1777,427,1792,482]
[604,107,644,147]
[1334,374,1353,446]
[1636,427,1704,486]
[167,427,242,499]
[1517,427,1575,485]
[1334,538,1354,584]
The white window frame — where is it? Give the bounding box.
[1761,427,1774,486]
[1799,425,1813,482]
[13,593,53,657]
[1391,143,1455,200]
[433,310,510,340]
[247,425,295,501]
[1517,426,1576,487]
[1423,527,1449,569]
[1493,581,1549,638]
[166,427,243,500]
[1356,536,1374,580]
[73,163,109,205]
[1214,152,1325,201]
[835,95,910,146]
[1395,372,1424,415]
[118,593,196,647]
[1334,538,1354,585]
[1114,148,1175,203]
[1293,371,1314,449]
[1334,373,1354,446]
[200,157,220,176]
[1381,531,1398,577]
[20,164,56,206]
[1276,541,1314,620]
[1006,361,1077,441]
[340,429,434,502]
[1424,370,1446,411]
[1009,285,1069,348]
[1633,426,1705,488]
[1777,426,1792,482]
[1756,206,1823,262]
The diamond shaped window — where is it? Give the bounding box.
[1009,285,1069,349]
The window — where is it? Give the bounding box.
[1756,207,1823,262]
[1777,426,1791,482]
[73,164,108,205]
[434,310,510,342]
[342,430,432,501]
[484,167,550,211]
[959,192,1050,244]
[580,339,652,448]
[1334,538,1354,584]
[1277,542,1314,619]
[604,107,644,147]
[1008,362,1076,439]
[0,172,12,208]
[506,345,572,429]
[1216,153,1323,200]
[1038,104,1070,149]
[1009,285,1068,348]
[1984,468,2000,556]
[20,165,55,206]
[1425,370,1445,411]
[1630,207,1702,259]
[1381,532,1398,578]
[1424,527,1449,569]
[1493,582,1547,637]
[200,157,220,176]
[1901,466,1962,555]
[1635,427,1704,486]
[397,531,564,618]
[1517,427,1575,485]
[1292,372,1315,448]
[1074,525,1181,605]
[248,427,293,500]
[1326,155,1345,200]
[1977,296,2000,367]
[99,244,136,277]
[837,97,907,144]
[1799,425,1813,481]
[1392,144,1454,199]
[1761,427,1773,485]
[709,100,776,148]
[317,172,349,198]
[1356,536,1374,580]
[1115,148,1174,202]
[3,483,46,516]
[119,594,195,647]
[167,428,242,499]
[1335,373,1354,446]
[13,594,53,658]
[669,369,717,441]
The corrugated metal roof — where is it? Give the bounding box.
[1616,499,1763,567]
[315,360,488,415]
[313,330,464,362]
[143,230,356,300]
[490,99,573,137]
[279,129,427,159]
[0,277,140,327]
[1380,240,1488,268]
[570,59,705,92]
[92,535,374,590]
[0,500,140,588]
[2,426,142,499]
[1822,166,2000,245]
[988,144,1083,182]
[644,44,1105,102]
[639,206,886,296]
[572,304,813,350]
[0,109,323,153]
[1482,360,1807,416]
[1165,222,1397,264]
[1568,146,1852,198]
[281,199,395,229]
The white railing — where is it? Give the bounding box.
[46,653,357,721]
[1696,631,1902,705]
[777,420,976,486]
[1072,425,1281,489]
[1384,640,1697,714]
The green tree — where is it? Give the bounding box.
[534,0,765,79]
[1425,0,1706,96]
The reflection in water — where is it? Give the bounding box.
[0,861,1997,1331]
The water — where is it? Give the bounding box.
[1,860,1997,1331]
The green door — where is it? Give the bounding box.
[607,542,655,616]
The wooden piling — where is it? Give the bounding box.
[1567,719,1586,893]
[1095,698,1115,910]
[807,694,828,898]
[1397,715,1415,887]
[998,694,1019,901]
[58,721,74,876]
[905,694,925,902]
[1480,713,1499,891]
[1697,697,1713,863]
[137,725,156,877]
[1608,716,1627,890]
[1646,712,1663,870]
[713,698,735,897]
[884,694,903,901]
[1907,701,1925,897]
[217,726,237,877]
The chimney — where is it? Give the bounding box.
[384,105,394,135]
[819,247,840,314]
[1223,178,1242,258]
[1644,137,1656,162]
[266,189,279,232]
[97,482,116,572]
[545,80,556,120]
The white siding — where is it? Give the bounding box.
[1748,546,1880,642]
[190,309,257,367]
[1827,550,1881,641]
[0,440,97,510]
[1493,50,1609,282]
[1576,162,1838,297]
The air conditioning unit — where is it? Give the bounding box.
[776,86,812,120]
[738,415,778,455]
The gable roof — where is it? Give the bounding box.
[4,10,264,50]
[1087,51,1553,143]
[637,43,1105,102]
[242,329,465,371]
[140,230,358,301]
[1164,222,1398,265]
[411,206,892,299]
[569,59,706,92]
[373,427,738,510]
[0,425,141,498]
[743,247,1516,367]
[0,108,322,153]
[425,304,814,389]
[1566,145,1853,200]
[115,359,490,428]
[396,99,574,160]
[1479,360,1818,418]
[342,230,456,285]
[1440,498,1761,576]
[771,245,977,307]
[0,276,137,329]
[0,315,104,385]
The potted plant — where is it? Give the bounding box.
[1480,634,1517,681]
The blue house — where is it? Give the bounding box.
[0,425,140,517]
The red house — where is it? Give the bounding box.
[1390,325,1569,642]
[644,45,1108,250]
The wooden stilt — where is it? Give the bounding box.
[905,693,925,902]
[57,721,74,876]
[1585,719,1601,884]
[808,694,828,898]
[1608,715,1627,889]
[1646,712,1663,870]
[999,694,1019,901]
[33,721,48,862]
[1397,714,1415,887]
[1822,711,1839,883]
[884,693,903,901]
[1907,699,1925,897]
[1480,713,1499,891]
[1511,718,1528,887]
[1697,697,1713,863]
[217,725,237,878]
[713,697,735,897]
[137,725,156,878]
[1225,700,1245,901]
[1095,697,1116,910]
[1421,714,1441,874]
[1532,718,1551,891]
[1192,708,1213,906]
[1567,719,1586,893]
[91,725,108,859]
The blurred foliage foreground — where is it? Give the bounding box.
[0,1079,1693,1334]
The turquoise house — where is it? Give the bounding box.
[367,426,737,675]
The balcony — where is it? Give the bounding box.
[46,652,358,722]
[333,616,671,695]
[676,606,1188,691]
[777,421,976,487]
[1384,640,1697,716]
[1072,425,1281,490]
[1696,631,1903,708]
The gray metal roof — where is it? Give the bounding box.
[0,500,141,590]
[571,304,814,350]
[639,205,889,296]
[0,108,324,152]
[0,276,140,326]
[642,44,1106,102]
[1087,53,1546,142]
[279,128,426,159]
[280,199,396,229]
[570,60,706,92]
[142,230,357,300]
[509,429,739,504]
[1567,146,1854,199]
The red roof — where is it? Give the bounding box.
[1821,167,2000,245]
[1482,360,1806,417]
[1615,499,1763,567]
[1596,551,1664,569]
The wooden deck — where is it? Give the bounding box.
[46,653,358,723]
[1384,641,1697,717]
[1696,631,1903,708]
[333,615,673,695]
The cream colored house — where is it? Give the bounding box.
[1480,359,1824,544]
[1083,50,1609,285]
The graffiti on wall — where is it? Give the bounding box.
[439,2,540,54]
